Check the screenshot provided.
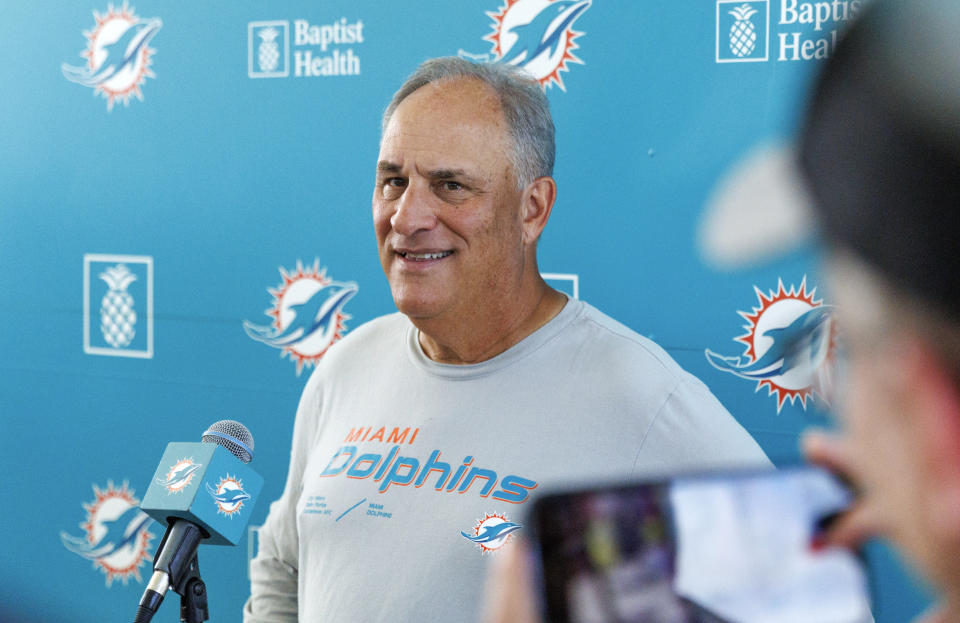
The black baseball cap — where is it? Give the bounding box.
[798,0,960,319]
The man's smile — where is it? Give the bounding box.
[395,249,455,262]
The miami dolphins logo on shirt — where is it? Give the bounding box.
[461,512,522,553]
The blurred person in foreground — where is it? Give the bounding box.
[484,1,960,622]
[800,0,960,621]
[244,56,768,622]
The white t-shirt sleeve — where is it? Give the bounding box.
[244,369,325,622]
[635,375,771,473]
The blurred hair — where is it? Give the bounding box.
[830,252,960,382]
[799,0,960,327]
[381,57,555,189]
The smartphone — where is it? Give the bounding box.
[529,466,872,623]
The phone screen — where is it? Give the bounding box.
[530,467,873,623]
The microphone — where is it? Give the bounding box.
[134,420,264,623]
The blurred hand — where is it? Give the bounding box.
[481,539,543,623]
[803,430,886,549]
[913,603,950,623]
[804,431,954,623]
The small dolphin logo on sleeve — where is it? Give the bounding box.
[461,521,522,544]
[61,18,162,87]
[60,506,153,560]
[705,306,833,380]
[206,482,251,506]
[243,281,358,348]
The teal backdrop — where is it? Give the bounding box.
[0,0,933,620]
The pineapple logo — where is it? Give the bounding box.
[99,264,137,348]
[257,27,281,73]
[248,21,290,78]
[728,4,758,57]
[84,254,153,358]
[716,0,768,63]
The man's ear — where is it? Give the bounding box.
[519,176,556,245]
[904,338,960,541]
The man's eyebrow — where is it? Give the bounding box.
[426,168,484,186]
[427,168,465,179]
[376,162,485,186]
[376,161,402,174]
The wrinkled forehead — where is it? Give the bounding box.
[379,78,512,160]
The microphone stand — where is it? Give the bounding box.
[135,520,210,623]
[176,554,209,623]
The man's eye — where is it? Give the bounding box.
[381,178,406,198]
[441,181,463,192]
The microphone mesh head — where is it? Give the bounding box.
[202,420,254,463]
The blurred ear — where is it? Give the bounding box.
[903,338,960,541]
[520,176,556,246]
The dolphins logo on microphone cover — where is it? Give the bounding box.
[207,475,251,517]
[156,458,203,494]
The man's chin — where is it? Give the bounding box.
[392,293,447,322]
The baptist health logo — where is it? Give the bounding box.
[61,2,161,110]
[84,254,153,358]
[248,18,364,78]
[716,0,862,63]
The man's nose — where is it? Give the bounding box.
[390,181,438,236]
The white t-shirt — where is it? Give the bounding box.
[245,298,770,622]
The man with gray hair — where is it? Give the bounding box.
[245,57,767,621]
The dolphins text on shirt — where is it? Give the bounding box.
[317,445,539,504]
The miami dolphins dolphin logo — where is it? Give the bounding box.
[244,259,358,375]
[61,3,162,110]
[60,481,155,586]
[156,458,203,493]
[705,279,836,412]
[458,0,591,90]
[207,476,250,517]
[462,513,522,553]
